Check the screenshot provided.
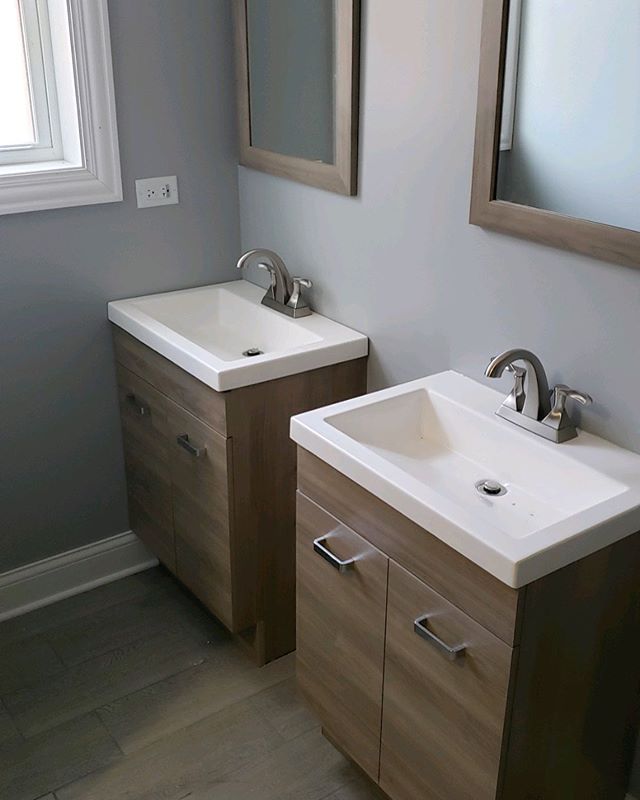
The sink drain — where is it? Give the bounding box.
[475,479,507,497]
[242,347,264,357]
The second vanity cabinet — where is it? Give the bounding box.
[296,449,640,800]
[113,326,367,664]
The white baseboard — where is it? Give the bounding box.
[0,531,158,623]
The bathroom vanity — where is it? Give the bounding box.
[292,371,640,799]
[109,280,367,665]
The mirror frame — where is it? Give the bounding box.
[233,0,361,196]
[470,0,640,269]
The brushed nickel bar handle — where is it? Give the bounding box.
[176,433,206,458]
[126,393,150,417]
[414,616,466,661]
[313,536,356,573]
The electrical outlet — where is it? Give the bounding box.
[135,176,179,209]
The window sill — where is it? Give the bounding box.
[0,159,81,177]
[0,161,122,216]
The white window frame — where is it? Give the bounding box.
[0,0,122,215]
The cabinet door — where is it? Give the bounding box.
[167,400,237,630]
[380,562,513,800]
[296,493,388,780]
[116,366,175,570]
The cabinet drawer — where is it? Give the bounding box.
[166,400,237,630]
[380,561,513,800]
[112,327,227,436]
[296,493,388,780]
[117,366,175,570]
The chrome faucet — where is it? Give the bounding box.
[236,248,313,318]
[485,349,592,443]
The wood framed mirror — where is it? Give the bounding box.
[470,0,640,268]
[233,0,360,196]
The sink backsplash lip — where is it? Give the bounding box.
[107,280,368,392]
[290,370,640,588]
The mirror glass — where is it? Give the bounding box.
[496,0,640,231]
[246,0,336,163]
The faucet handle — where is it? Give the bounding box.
[287,277,313,310]
[504,363,526,378]
[552,384,593,411]
[544,384,593,432]
[502,362,526,413]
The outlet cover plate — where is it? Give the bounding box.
[135,176,179,209]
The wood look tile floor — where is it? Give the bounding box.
[0,567,384,800]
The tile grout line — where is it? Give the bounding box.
[172,672,303,757]
[3,606,215,691]
[0,687,25,743]
[0,639,67,703]
[93,710,126,757]
[98,668,297,759]
[45,613,203,672]
[246,675,316,745]
[39,579,199,670]
[46,714,126,800]
[93,651,217,729]
[2,628,213,742]
[51,673,304,799]
[0,598,190,705]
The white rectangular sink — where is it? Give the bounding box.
[108,280,368,391]
[291,371,640,587]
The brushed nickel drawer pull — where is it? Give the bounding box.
[126,393,150,417]
[313,536,356,573]
[414,616,466,661]
[176,433,206,458]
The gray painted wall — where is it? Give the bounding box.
[237,2,640,791]
[0,0,240,573]
[497,0,640,230]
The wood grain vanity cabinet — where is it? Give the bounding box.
[112,326,367,664]
[296,449,640,800]
[116,365,175,571]
[297,493,387,779]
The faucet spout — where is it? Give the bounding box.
[236,248,294,305]
[486,349,551,420]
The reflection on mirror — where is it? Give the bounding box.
[246,0,335,163]
[234,0,360,196]
[471,0,640,268]
[495,0,640,232]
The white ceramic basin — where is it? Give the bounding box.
[291,371,640,587]
[108,280,368,391]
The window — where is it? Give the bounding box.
[0,0,122,214]
[0,0,61,165]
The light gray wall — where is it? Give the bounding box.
[497,0,640,230]
[0,0,240,573]
[237,2,640,790]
